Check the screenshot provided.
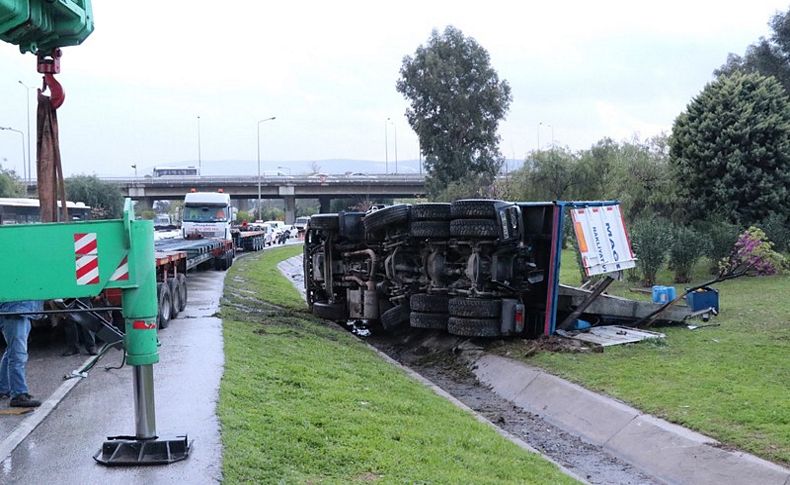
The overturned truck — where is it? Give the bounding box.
[304,199,690,338]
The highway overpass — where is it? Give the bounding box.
[91,174,428,223]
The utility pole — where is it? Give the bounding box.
[197,115,202,175]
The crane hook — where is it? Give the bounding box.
[37,49,65,109]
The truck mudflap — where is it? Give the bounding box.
[557,284,692,324]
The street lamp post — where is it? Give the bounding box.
[277,165,291,175]
[0,126,25,177]
[256,116,276,220]
[384,118,389,174]
[392,121,398,174]
[17,81,33,183]
[196,115,202,175]
[131,164,138,178]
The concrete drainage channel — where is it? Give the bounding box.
[279,254,790,485]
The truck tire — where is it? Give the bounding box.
[312,301,347,322]
[410,311,448,330]
[157,282,172,330]
[363,204,410,233]
[168,277,180,318]
[409,221,450,239]
[380,304,410,332]
[310,214,340,231]
[449,219,499,238]
[411,203,452,221]
[176,273,188,312]
[449,297,502,318]
[214,255,226,271]
[450,199,503,219]
[410,293,450,313]
[448,316,501,337]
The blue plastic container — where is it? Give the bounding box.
[651,285,676,304]
[686,287,719,312]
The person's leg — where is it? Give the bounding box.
[62,319,80,356]
[79,324,97,355]
[1,317,30,397]
[0,320,10,397]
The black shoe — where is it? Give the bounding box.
[10,393,41,408]
[61,348,80,357]
[86,345,99,356]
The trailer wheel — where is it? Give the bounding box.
[157,282,172,330]
[380,304,410,332]
[409,221,450,239]
[411,203,452,221]
[450,199,503,219]
[310,214,340,231]
[448,316,501,337]
[312,301,347,322]
[168,277,180,318]
[449,297,502,318]
[176,273,188,312]
[410,293,450,313]
[363,204,410,234]
[449,218,499,239]
[410,311,448,330]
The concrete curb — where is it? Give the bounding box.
[471,354,790,485]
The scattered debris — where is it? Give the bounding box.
[559,325,666,347]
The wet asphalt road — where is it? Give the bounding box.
[0,270,226,485]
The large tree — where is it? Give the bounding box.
[65,175,124,219]
[0,167,23,198]
[670,71,790,225]
[396,26,511,197]
[716,9,790,93]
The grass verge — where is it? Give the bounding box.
[220,245,576,484]
[507,249,789,465]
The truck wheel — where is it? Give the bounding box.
[449,297,502,318]
[450,199,503,219]
[380,304,410,332]
[410,293,450,313]
[310,214,340,231]
[411,203,452,221]
[409,221,450,239]
[176,274,188,312]
[312,301,347,322]
[410,311,448,330]
[226,252,234,268]
[449,218,499,238]
[448,317,501,337]
[363,205,410,233]
[157,282,172,330]
[168,277,180,318]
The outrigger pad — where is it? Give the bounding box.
[93,435,191,466]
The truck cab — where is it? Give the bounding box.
[182,191,233,240]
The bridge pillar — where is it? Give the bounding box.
[284,196,296,224]
[236,198,250,212]
[319,196,331,214]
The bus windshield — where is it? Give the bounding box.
[183,204,228,222]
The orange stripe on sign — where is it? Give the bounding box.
[574,222,588,253]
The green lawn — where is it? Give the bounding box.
[516,249,790,466]
[219,245,576,484]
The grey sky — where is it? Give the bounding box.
[0,0,787,177]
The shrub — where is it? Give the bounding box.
[630,216,672,286]
[696,219,741,274]
[669,226,710,283]
[719,226,787,277]
[757,212,789,253]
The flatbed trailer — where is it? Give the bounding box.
[231,229,267,252]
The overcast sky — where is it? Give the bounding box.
[0,0,787,177]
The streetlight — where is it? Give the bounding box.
[196,115,202,175]
[0,126,25,177]
[257,116,276,220]
[384,118,389,174]
[391,120,398,174]
[18,80,34,183]
[131,163,138,178]
[277,165,291,175]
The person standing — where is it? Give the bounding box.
[0,301,43,407]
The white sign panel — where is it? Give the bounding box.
[571,204,637,276]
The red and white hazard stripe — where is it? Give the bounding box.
[110,255,129,281]
[74,233,100,285]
